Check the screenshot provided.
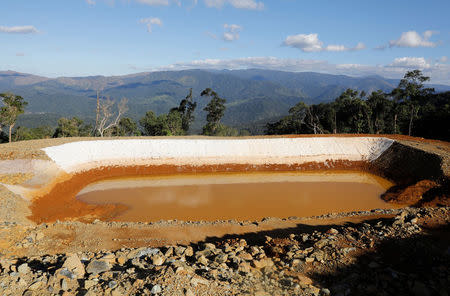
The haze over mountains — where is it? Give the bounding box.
[1,69,449,133]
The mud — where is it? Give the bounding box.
[76,171,397,222]
[28,161,370,224]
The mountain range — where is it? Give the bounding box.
[1,69,449,133]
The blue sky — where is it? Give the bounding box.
[1,0,449,84]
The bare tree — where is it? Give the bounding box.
[96,97,128,137]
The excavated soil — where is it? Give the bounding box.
[0,135,448,296]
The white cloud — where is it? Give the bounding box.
[389,30,437,48]
[387,57,431,69]
[0,25,39,34]
[85,0,96,5]
[139,17,163,33]
[157,56,450,84]
[135,0,169,5]
[204,0,264,10]
[223,23,242,41]
[438,56,448,63]
[283,33,365,52]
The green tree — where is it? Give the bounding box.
[201,88,226,136]
[112,117,140,136]
[0,92,28,143]
[171,89,197,134]
[391,70,434,136]
[54,117,91,138]
[13,126,54,141]
[139,110,184,136]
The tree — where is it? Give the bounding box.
[112,117,140,136]
[96,97,128,137]
[171,89,197,134]
[0,92,28,143]
[201,88,226,136]
[54,117,92,138]
[13,126,53,141]
[391,70,434,136]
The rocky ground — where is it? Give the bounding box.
[0,207,448,296]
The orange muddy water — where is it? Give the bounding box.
[75,171,398,222]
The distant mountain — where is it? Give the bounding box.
[1,69,449,133]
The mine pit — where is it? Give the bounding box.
[76,171,397,222]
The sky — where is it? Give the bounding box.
[1,0,449,84]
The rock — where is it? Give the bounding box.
[254,291,270,296]
[238,262,251,273]
[116,256,127,266]
[191,277,209,286]
[214,254,228,264]
[151,284,162,294]
[197,255,208,266]
[127,248,160,259]
[100,254,116,264]
[237,251,253,261]
[297,274,313,285]
[252,258,273,269]
[61,278,68,291]
[18,263,30,275]
[204,243,216,250]
[315,239,329,249]
[27,281,42,291]
[84,280,96,289]
[305,257,315,263]
[327,228,339,235]
[108,281,118,289]
[185,288,195,296]
[86,260,111,275]
[151,255,165,266]
[321,288,331,295]
[184,246,194,257]
[62,254,85,279]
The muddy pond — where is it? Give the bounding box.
[75,171,399,222]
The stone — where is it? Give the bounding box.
[184,246,194,257]
[116,256,127,266]
[61,278,68,291]
[27,281,43,291]
[237,251,253,261]
[214,254,228,264]
[252,258,273,269]
[18,263,30,275]
[191,277,209,286]
[151,284,162,294]
[327,228,339,235]
[185,288,195,296]
[238,262,251,273]
[84,280,96,289]
[62,254,85,279]
[108,281,118,289]
[315,239,329,249]
[86,260,111,275]
[321,288,331,295]
[297,274,313,285]
[197,255,208,266]
[151,255,165,266]
[305,257,315,263]
[127,248,160,259]
[204,243,216,250]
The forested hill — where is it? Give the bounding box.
[1,69,449,131]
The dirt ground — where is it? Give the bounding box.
[0,135,448,295]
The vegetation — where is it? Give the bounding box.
[267,70,450,141]
[0,93,28,143]
[0,69,448,143]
